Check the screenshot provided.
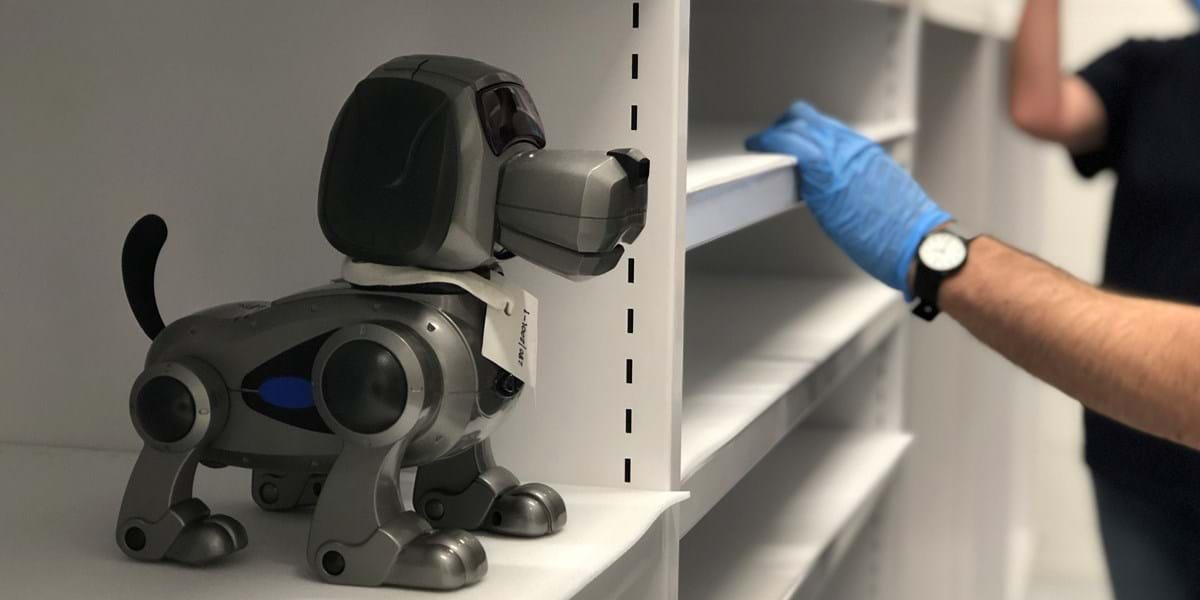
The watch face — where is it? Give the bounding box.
[918,231,968,272]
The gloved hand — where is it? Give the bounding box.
[746,102,951,297]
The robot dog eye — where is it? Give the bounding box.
[477,83,546,156]
[320,341,409,435]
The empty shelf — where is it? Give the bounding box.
[680,276,905,532]
[680,429,912,600]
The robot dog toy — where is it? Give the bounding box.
[115,55,649,590]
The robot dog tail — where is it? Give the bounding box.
[122,214,168,339]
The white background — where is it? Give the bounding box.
[0,1,412,449]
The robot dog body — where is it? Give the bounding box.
[137,282,514,470]
[115,55,648,590]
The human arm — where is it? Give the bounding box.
[748,102,1200,450]
[1009,0,1108,152]
[942,236,1200,450]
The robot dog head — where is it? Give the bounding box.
[318,55,649,279]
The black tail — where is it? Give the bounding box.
[122,214,168,339]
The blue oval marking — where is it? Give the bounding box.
[259,377,315,410]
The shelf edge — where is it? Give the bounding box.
[684,118,917,250]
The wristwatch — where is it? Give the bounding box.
[912,226,975,321]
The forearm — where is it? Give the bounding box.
[942,237,1200,450]
[1010,0,1064,131]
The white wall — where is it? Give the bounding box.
[1027,1,1198,597]
[0,1,425,450]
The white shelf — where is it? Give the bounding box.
[680,429,912,600]
[686,119,917,249]
[680,276,905,532]
[921,1,988,35]
[0,443,684,600]
[921,0,1019,39]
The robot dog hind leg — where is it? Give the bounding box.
[116,449,249,565]
[116,361,248,565]
[251,469,327,511]
[115,217,248,565]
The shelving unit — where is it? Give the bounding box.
[2,0,1041,598]
[676,0,923,595]
[680,430,912,600]
[680,277,904,532]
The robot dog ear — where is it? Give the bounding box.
[495,148,649,280]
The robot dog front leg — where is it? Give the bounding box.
[115,360,248,565]
[414,439,567,537]
[305,321,486,590]
[305,441,486,589]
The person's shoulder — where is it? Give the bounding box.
[1173,31,1200,55]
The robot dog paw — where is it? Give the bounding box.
[392,529,488,589]
[165,514,249,565]
[117,498,248,565]
[484,483,567,537]
[313,513,486,590]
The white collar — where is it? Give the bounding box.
[340,258,515,315]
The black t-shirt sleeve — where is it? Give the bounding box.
[1072,40,1152,177]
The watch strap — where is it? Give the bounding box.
[912,268,944,321]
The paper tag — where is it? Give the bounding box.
[481,273,538,388]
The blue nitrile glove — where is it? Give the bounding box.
[746,102,952,297]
